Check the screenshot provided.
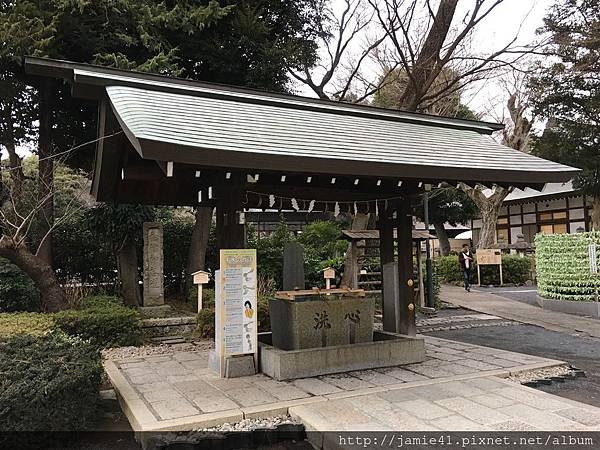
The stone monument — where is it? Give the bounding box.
[143,222,164,307]
[283,242,305,290]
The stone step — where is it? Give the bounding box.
[149,335,187,344]
[141,315,197,339]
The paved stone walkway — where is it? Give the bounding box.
[291,376,600,433]
[417,312,519,333]
[441,285,600,338]
[104,336,565,431]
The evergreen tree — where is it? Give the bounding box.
[0,0,321,309]
[531,0,600,228]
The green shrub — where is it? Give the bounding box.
[0,332,102,431]
[250,221,348,289]
[435,255,465,284]
[434,254,532,286]
[53,296,142,348]
[188,287,215,309]
[257,295,271,332]
[415,257,441,303]
[0,258,40,312]
[536,231,600,301]
[196,307,215,338]
[0,312,54,341]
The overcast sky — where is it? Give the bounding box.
[292,0,549,124]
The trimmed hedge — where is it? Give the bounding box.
[53,295,142,348]
[0,332,102,431]
[435,254,532,286]
[536,231,600,302]
[0,258,40,312]
[0,312,55,341]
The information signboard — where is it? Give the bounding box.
[218,249,257,357]
[476,249,502,266]
[589,243,597,275]
[476,249,503,286]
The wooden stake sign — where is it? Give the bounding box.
[323,267,336,290]
[191,270,209,312]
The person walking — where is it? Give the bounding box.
[459,243,473,292]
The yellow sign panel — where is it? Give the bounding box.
[476,249,502,265]
[218,249,257,357]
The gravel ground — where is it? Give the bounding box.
[508,365,574,383]
[198,415,301,432]
[101,340,213,360]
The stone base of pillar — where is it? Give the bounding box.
[208,350,256,378]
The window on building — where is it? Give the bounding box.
[554,211,567,219]
[497,228,509,242]
[540,223,567,234]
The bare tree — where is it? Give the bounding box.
[294,0,537,285]
[460,71,533,248]
[289,0,392,102]
[0,157,90,311]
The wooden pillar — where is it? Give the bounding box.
[348,240,359,288]
[417,241,425,308]
[396,200,417,336]
[378,204,398,333]
[216,174,246,250]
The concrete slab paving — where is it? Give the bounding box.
[290,376,600,432]
[103,337,586,432]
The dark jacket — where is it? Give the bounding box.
[458,251,473,270]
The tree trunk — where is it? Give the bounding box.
[460,184,510,250]
[433,221,451,256]
[592,197,600,231]
[400,0,459,110]
[185,207,213,296]
[0,239,67,312]
[37,84,54,266]
[117,240,142,307]
[341,213,370,287]
[477,205,502,249]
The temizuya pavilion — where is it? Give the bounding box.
[25,57,578,337]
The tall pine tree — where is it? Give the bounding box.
[532,0,600,228]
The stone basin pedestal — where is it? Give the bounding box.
[261,293,425,380]
[269,294,374,350]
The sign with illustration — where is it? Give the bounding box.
[218,249,257,356]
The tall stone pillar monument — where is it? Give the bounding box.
[143,222,164,306]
